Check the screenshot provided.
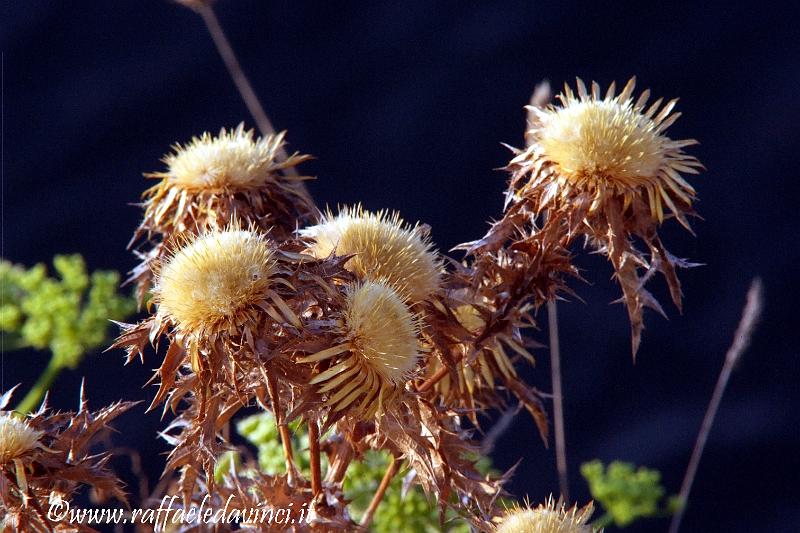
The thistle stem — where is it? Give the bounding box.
[360,456,401,530]
[16,358,61,415]
[668,279,762,533]
[266,374,296,482]
[194,3,302,178]
[308,420,322,496]
[196,4,276,140]
[548,299,569,503]
[417,363,451,392]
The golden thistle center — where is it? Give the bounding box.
[301,207,441,303]
[157,230,275,334]
[539,99,665,188]
[0,414,42,464]
[162,125,282,191]
[344,281,420,386]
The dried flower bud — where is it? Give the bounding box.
[299,280,421,418]
[0,388,135,532]
[143,124,313,235]
[496,498,595,533]
[300,206,441,303]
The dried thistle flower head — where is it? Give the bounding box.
[0,413,42,464]
[496,497,595,533]
[129,124,314,305]
[155,228,276,337]
[300,206,441,303]
[518,77,701,226]
[508,78,704,355]
[299,280,421,418]
[0,387,135,532]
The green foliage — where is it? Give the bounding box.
[581,460,676,528]
[1,255,135,368]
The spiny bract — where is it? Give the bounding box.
[300,206,441,303]
[155,228,276,335]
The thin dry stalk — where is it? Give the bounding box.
[266,374,296,483]
[668,278,763,533]
[417,364,450,392]
[548,299,569,502]
[360,456,401,531]
[308,420,322,496]
[480,404,520,456]
[193,2,300,179]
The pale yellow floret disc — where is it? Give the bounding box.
[0,413,42,464]
[539,99,665,188]
[163,124,282,190]
[300,206,440,303]
[156,229,275,334]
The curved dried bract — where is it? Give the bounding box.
[0,387,135,533]
[296,280,422,423]
[128,124,316,304]
[425,215,577,438]
[505,78,703,356]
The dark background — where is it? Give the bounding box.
[3,1,799,531]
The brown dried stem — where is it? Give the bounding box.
[308,420,322,496]
[668,278,763,533]
[194,2,301,180]
[266,374,296,483]
[548,299,569,502]
[417,364,450,392]
[360,456,401,531]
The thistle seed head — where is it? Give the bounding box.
[538,98,665,187]
[300,280,421,419]
[300,206,441,303]
[344,281,421,386]
[518,77,702,226]
[157,124,291,191]
[155,228,276,336]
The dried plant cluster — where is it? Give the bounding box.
[0,386,135,532]
[5,77,702,532]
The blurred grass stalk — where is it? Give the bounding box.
[668,278,763,533]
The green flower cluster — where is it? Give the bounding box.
[581,460,678,528]
[1,255,135,369]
